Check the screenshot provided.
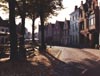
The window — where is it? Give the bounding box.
[76,35,77,43]
[5,38,8,43]
[80,9,83,17]
[70,17,72,21]
[89,17,95,26]
[73,16,74,21]
[1,37,4,44]
[93,17,95,25]
[80,22,84,30]
[73,24,75,32]
[75,14,77,19]
[2,29,4,31]
[89,19,91,25]
[91,18,94,25]
[89,14,95,26]
[75,23,78,31]
[6,29,8,32]
[76,14,79,20]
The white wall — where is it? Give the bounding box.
[69,9,79,46]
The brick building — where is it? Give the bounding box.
[79,0,99,48]
[38,21,64,46]
[62,19,70,46]
[53,21,64,45]
[45,23,54,45]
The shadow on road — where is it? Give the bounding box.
[81,59,100,76]
[0,59,53,76]
[42,51,85,76]
[0,50,100,76]
[42,51,100,76]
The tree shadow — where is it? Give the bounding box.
[0,59,52,76]
[0,50,100,76]
[40,51,100,76]
[41,51,85,76]
[0,49,52,76]
[81,59,100,76]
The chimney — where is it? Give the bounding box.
[86,0,88,2]
[81,1,83,5]
[75,5,78,11]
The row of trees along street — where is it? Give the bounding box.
[0,0,63,61]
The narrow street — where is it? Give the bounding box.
[49,46,100,62]
[48,46,100,76]
[0,46,100,76]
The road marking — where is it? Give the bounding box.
[56,50,62,58]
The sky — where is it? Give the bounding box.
[0,0,100,33]
[48,0,86,23]
[35,0,86,32]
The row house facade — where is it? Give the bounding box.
[62,19,70,46]
[38,0,100,49]
[45,23,54,45]
[0,17,9,45]
[79,0,99,48]
[38,21,67,46]
[69,6,80,47]
[53,21,64,45]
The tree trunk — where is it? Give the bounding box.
[32,18,35,45]
[39,14,46,52]
[19,0,26,60]
[9,0,18,60]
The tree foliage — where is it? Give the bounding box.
[29,0,63,51]
[0,0,63,57]
[31,0,63,21]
